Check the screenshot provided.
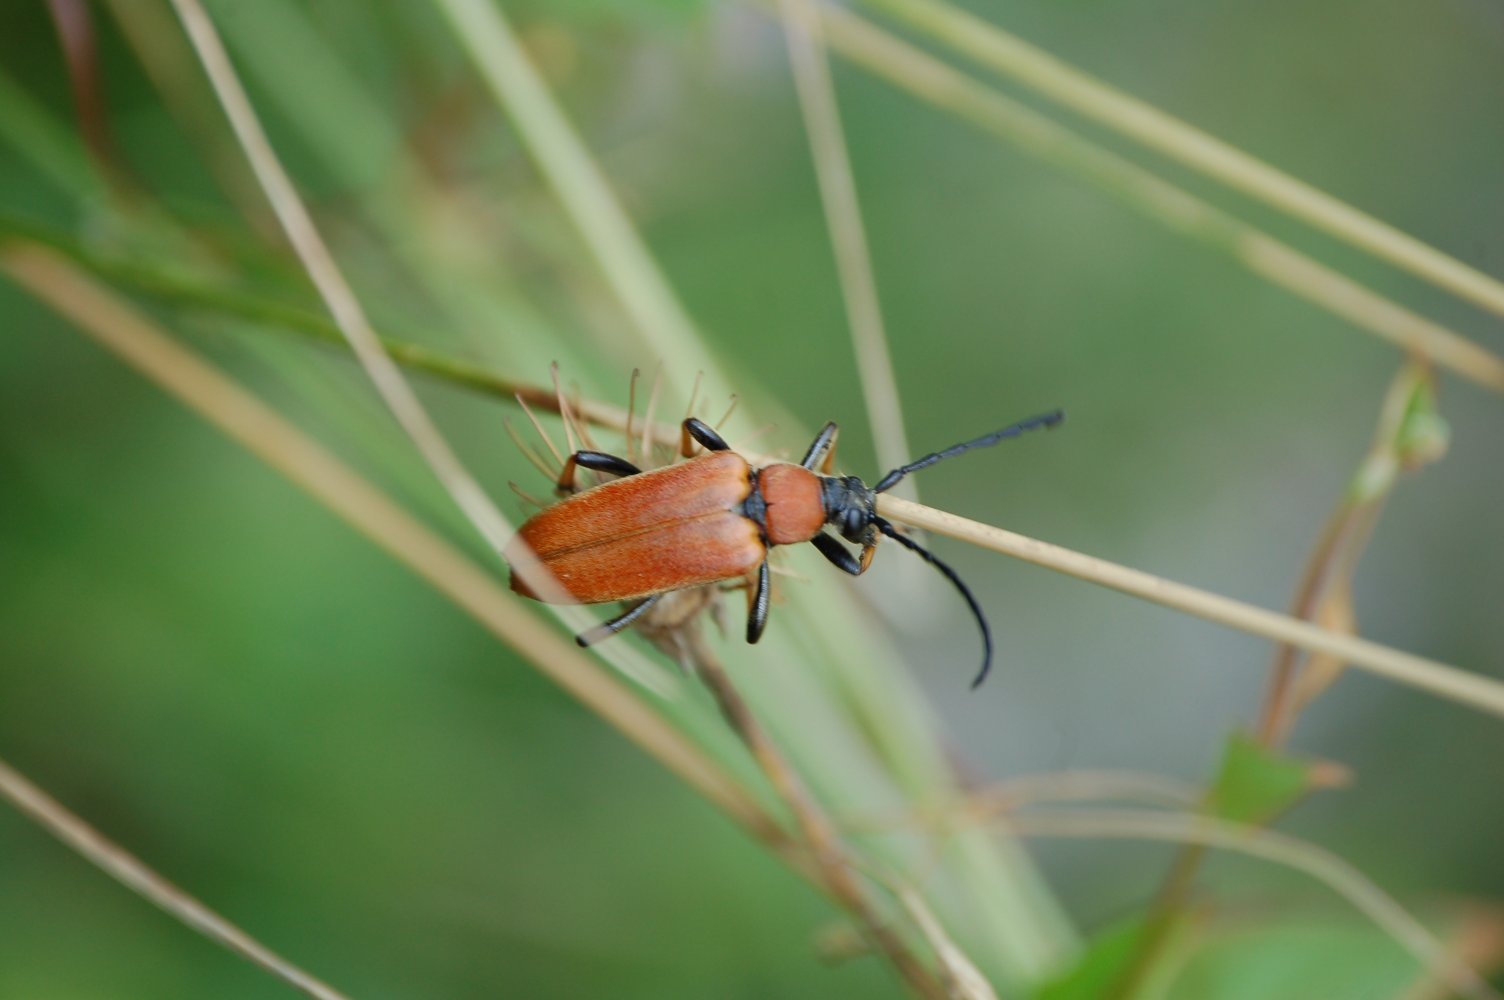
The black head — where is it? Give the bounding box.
[819,475,879,547]
[822,411,1063,688]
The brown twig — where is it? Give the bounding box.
[1112,362,1449,996]
[682,628,950,999]
[1257,363,1446,746]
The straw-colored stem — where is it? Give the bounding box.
[1,241,787,881]
[0,755,352,1000]
[876,494,1504,720]
[806,5,1504,394]
[169,0,516,560]
[687,631,948,999]
[778,0,914,488]
[433,0,728,400]
[98,0,276,236]
[858,0,1504,323]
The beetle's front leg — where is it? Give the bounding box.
[746,562,771,643]
[799,422,840,473]
[810,532,863,575]
[556,451,643,494]
[681,417,731,457]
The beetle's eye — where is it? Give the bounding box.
[843,508,865,539]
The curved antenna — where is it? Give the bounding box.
[874,410,1063,494]
[876,518,994,688]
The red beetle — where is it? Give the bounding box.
[506,412,1062,686]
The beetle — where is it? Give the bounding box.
[505,411,1063,687]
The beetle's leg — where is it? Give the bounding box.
[576,595,663,647]
[799,422,840,472]
[681,417,731,457]
[746,561,771,643]
[556,451,642,494]
[810,532,865,576]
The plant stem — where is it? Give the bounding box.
[0,755,352,1000]
[858,0,1504,323]
[879,494,1504,721]
[778,0,915,488]
[799,3,1504,393]
[686,630,950,999]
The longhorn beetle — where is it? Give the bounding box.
[506,411,1063,687]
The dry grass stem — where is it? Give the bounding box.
[860,0,1504,322]
[851,770,1200,836]
[1,243,787,882]
[889,881,999,1000]
[809,5,1504,394]
[778,0,915,488]
[0,756,352,1000]
[683,622,950,997]
[169,0,518,561]
[434,0,731,402]
[877,494,1504,720]
[969,770,1201,814]
[1005,808,1499,1000]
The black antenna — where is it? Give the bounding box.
[873,410,1063,494]
[876,518,994,688]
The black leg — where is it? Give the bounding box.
[576,595,662,647]
[746,561,771,643]
[681,417,731,455]
[556,451,642,493]
[800,421,839,472]
[810,532,864,576]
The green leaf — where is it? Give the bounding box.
[1039,916,1190,1000]
[1206,732,1316,826]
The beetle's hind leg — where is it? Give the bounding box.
[576,595,663,647]
[556,451,643,494]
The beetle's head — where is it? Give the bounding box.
[820,475,879,546]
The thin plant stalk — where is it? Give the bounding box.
[859,0,1504,323]
[1,242,786,869]
[1258,363,1446,746]
[803,4,1504,393]
[685,629,950,999]
[1107,364,1446,996]
[173,0,661,679]
[168,0,517,563]
[0,755,352,1000]
[5,242,991,998]
[20,213,1488,726]
[98,0,275,235]
[876,494,1504,720]
[24,217,1483,726]
[778,0,915,489]
[433,0,730,403]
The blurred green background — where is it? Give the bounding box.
[2,0,1502,996]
